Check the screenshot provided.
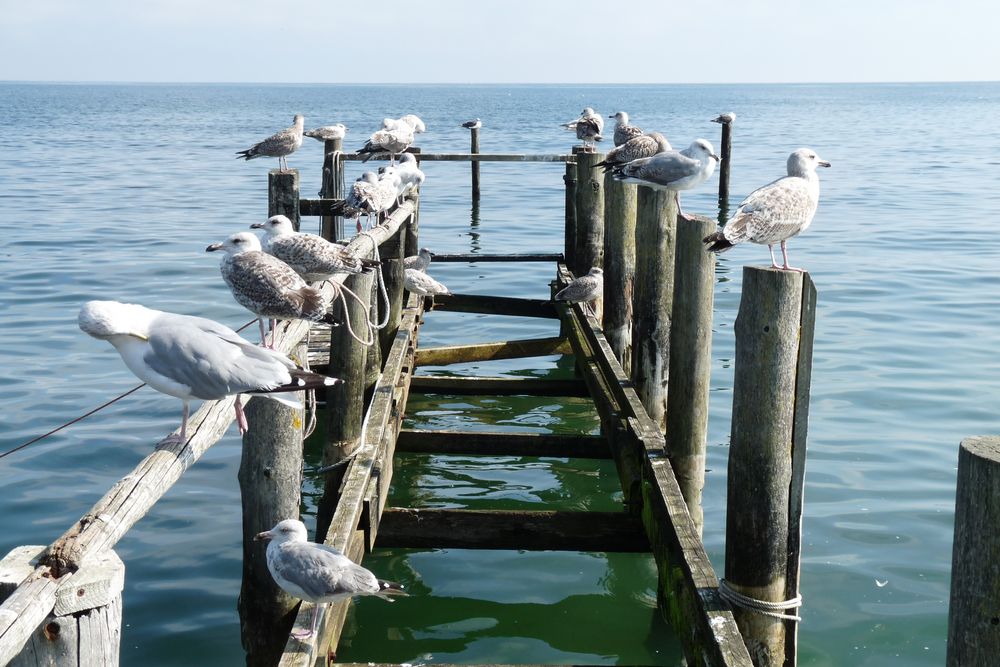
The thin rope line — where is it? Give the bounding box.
[332,281,375,346]
[355,230,390,329]
[718,579,802,622]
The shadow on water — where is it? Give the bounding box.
[468,200,481,253]
[716,196,729,226]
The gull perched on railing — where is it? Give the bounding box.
[236,114,305,171]
[404,268,450,297]
[554,267,603,316]
[403,247,432,272]
[359,123,414,164]
[79,301,340,443]
[704,148,830,272]
[593,132,672,173]
[206,232,339,348]
[304,123,348,142]
[250,215,379,282]
[609,111,644,146]
[380,153,424,202]
[611,139,720,217]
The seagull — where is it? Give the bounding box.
[206,232,339,348]
[331,172,387,229]
[358,123,414,164]
[250,215,379,282]
[256,519,405,640]
[236,115,305,172]
[403,247,432,272]
[593,132,672,173]
[397,114,426,133]
[703,148,830,272]
[561,108,604,147]
[611,139,720,217]
[78,301,341,443]
[304,124,348,142]
[390,152,425,199]
[609,111,644,147]
[462,118,482,130]
[711,112,737,125]
[404,269,450,297]
[554,267,603,316]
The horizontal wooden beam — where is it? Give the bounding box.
[410,375,589,397]
[396,429,609,459]
[429,253,564,263]
[376,508,649,552]
[343,153,574,163]
[432,293,558,319]
[298,197,342,216]
[415,336,572,366]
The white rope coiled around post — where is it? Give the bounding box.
[718,579,802,622]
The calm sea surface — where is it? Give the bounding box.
[2,82,999,666]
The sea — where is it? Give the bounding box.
[1,82,999,666]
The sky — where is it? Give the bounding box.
[1,0,997,84]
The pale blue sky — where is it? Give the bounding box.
[1,0,996,84]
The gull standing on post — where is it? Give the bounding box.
[391,152,425,199]
[593,132,672,173]
[561,108,604,147]
[609,111,644,146]
[403,247,432,272]
[256,519,406,640]
[236,115,305,172]
[79,301,341,443]
[304,123,348,142]
[462,118,481,130]
[703,148,830,271]
[554,268,603,316]
[404,268,450,297]
[207,232,339,348]
[611,139,720,217]
[250,215,379,282]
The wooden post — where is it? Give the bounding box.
[379,225,406,359]
[320,137,344,241]
[665,214,716,535]
[718,115,734,220]
[725,267,816,667]
[365,271,383,406]
[316,271,373,540]
[573,148,605,277]
[602,173,637,373]
[947,436,1000,666]
[405,192,420,259]
[631,187,678,429]
[470,126,481,201]
[0,546,124,667]
[564,162,577,269]
[268,169,300,232]
[237,361,305,667]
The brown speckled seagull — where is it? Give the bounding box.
[250,215,378,282]
[609,111,644,147]
[594,132,672,173]
[236,114,305,171]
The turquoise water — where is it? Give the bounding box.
[2,82,1000,665]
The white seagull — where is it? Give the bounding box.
[554,267,603,316]
[403,247,432,272]
[304,124,348,142]
[704,148,830,272]
[462,118,482,130]
[236,115,305,172]
[79,301,340,442]
[611,138,720,217]
[404,269,450,297]
[250,215,379,282]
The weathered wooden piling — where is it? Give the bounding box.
[665,214,716,534]
[320,137,344,241]
[405,192,420,259]
[563,162,578,269]
[631,187,678,429]
[378,226,406,358]
[602,173,637,372]
[573,147,604,278]
[947,436,1000,666]
[269,169,300,231]
[237,358,305,667]
[718,114,734,206]
[724,267,816,667]
[0,547,124,667]
[470,125,481,200]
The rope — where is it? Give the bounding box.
[718,579,802,622]
[331,281,375,346]
[354,229,390,329]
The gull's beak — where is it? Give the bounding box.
[206,243,223,252]
[711,153,721,161]
[607,114,615,118]
[249,222,264,229]
[254,530,273,542]
[818,160,831,168]
[711,117,722,123]
[128,333,149,342]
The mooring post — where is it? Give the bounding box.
[405,191,420,259]
[947,436,1000,666]
[563,161,578,269]
[320,137,344,241]
[379,223,407,359]
[470,125,481,201]
[573,147,605,280]
[268,169,300,232]
[316,271,374,540]
[602,172,637,372]
[630,187,678,429]
[0,546,124,667]
[365,272,383,406]
[237,362,305,667]
[665,214,716,535]
[718,114,734,218]
[724,266,816,667]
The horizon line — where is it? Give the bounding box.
[1,79,998,87]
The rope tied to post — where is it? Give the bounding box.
[718,579,802,622]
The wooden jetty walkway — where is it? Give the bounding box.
[1,128,837,667]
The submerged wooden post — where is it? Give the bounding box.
[631,187,678,429]
[0,547,124,667]
[665,214,716,534]
[470,126,481,201]
[603,173,637,372]
[573,148,605,278]
[724,267,816,667]
[564,162,578,269]
[237,361,305,667]
[268,169,300,231]
[320,137,344,241]
[379,225,407,359]
[947,436,1000,666]
[317,271,374,540]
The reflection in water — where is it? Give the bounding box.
[717,196,730,226]
[468,201,481,254]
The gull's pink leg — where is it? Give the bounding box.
[158,402,190,446]
[780,240,805,273]
[234,395,249,435]
[268,319,278,350]
[292,604,320,640]
[258,318,268,346]
[768,244,781,269]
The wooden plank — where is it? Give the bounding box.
[415,336,571,367]
[342,153,573,163]
[410,375,589,397]
[376,508,650,552]
[396,429,609,459]
[428,253,564,263]
[299,198,344,217]
[432,293,558,319]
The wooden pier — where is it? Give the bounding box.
[1,124,824,667]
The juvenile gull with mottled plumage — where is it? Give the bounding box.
[403,247,432,272]
[561,108,604,147]
[554,267,603,315]
[236,115,305,171]
[609,111,644,146]
[304,124,348,142]
[250,215,378,282]
[594,132,672,173]
[404,269,450,296]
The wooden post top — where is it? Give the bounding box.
[960,436,1000,461]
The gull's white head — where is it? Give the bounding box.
[205,231,262,256]
[292,114,304,127]
[419,247,432,259]
[581,107,596,117]
[399,114,426,133]
[250,215,294,237]
[398,152,418,166]
[588,267,604,276]
[359,171,379,184]
[79,300,155,340]
[787,148,831,178]
[380,167,402,187]
[255,518,308,544]
[610,111,630,123]
[689,139,720,163]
